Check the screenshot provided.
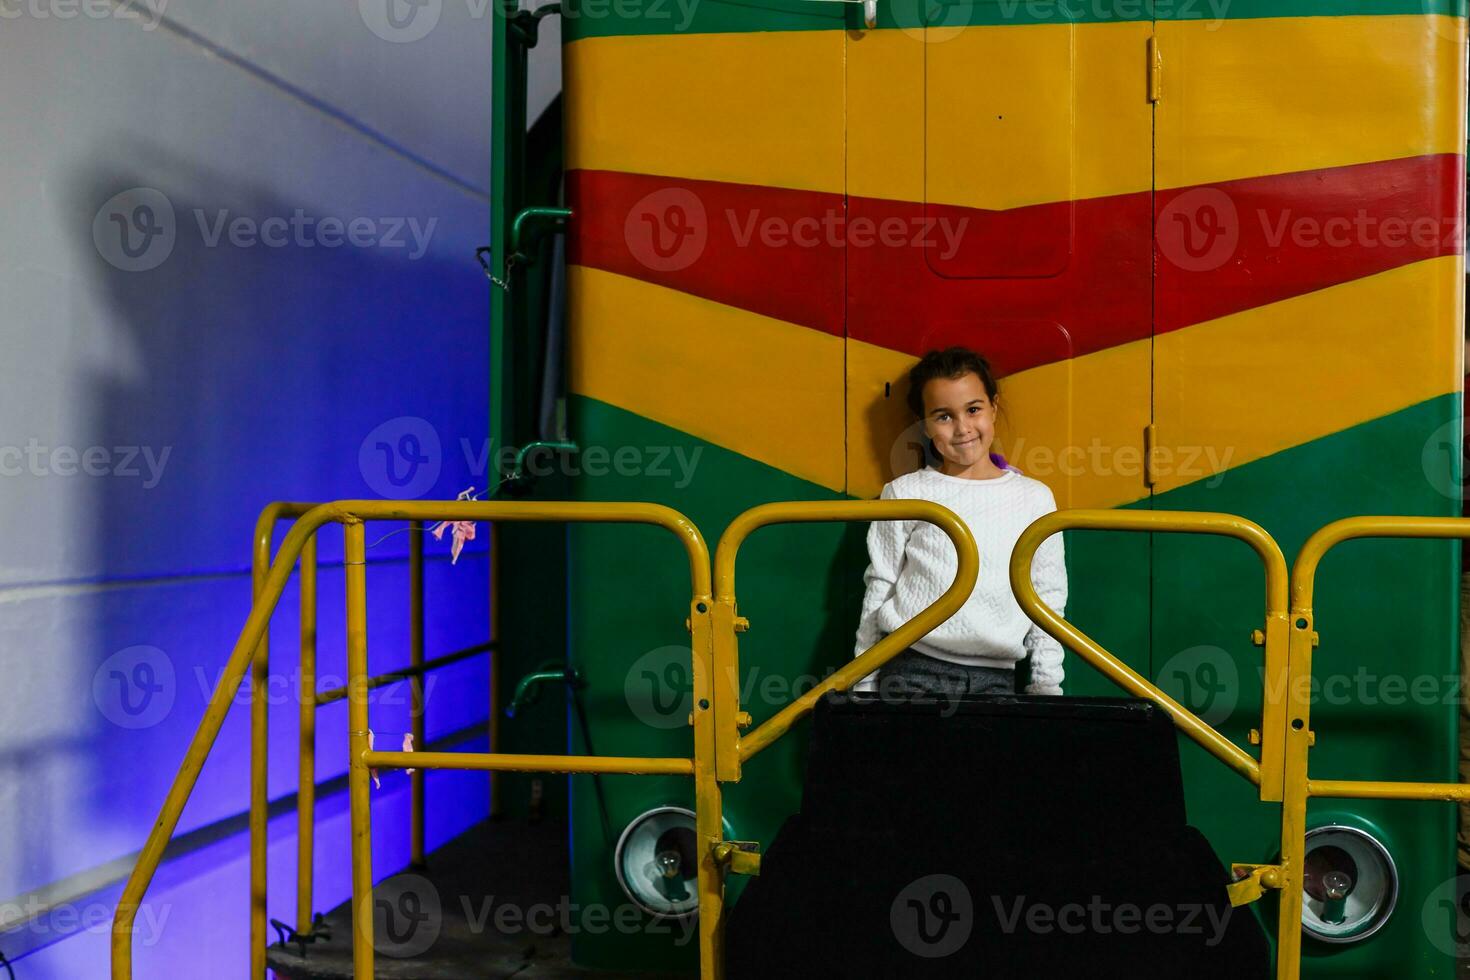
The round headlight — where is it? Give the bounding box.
[1300,824,1398,943]
[614,805,702,919]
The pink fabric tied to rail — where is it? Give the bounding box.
[368,730,416,789]
[431,487,478,564]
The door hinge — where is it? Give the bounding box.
[1144,423,1157,488]
[1148,35,1162,103]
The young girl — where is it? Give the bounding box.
[852,347,1067,698]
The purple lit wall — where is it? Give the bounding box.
[0,2,561,976]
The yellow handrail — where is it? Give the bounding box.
[1010,509,1287,788]
[1270,516,1470,977]
[127,499,1470,980]
[713,500,979,776]
[113,500,713,980]
[249,502,316,974]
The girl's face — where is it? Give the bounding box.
[920,372,998,473]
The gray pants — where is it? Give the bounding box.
[874,648,1016,699]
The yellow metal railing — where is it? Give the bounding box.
[111,498,977,980]
[115,500,1470,980]
[250,504,500,968]
[711,500,979,781]
[1010,510,1470,980]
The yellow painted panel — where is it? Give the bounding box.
[846,338,1154,509]
[570,21,1152,209]
[1153,256,1464,494]
[568,265,847,491]
[924,21,1154,211]
[564,31,844,193]
[1157,15,1467,191]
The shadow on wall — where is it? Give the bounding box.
[5,145,493,948]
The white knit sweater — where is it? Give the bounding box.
[852,466,1068,695]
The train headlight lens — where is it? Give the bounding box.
[614,806,701,918]
[1301,825,1398,943]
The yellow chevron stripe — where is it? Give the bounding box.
[568,16,1462,211]
[565,30,845,195]
[1157,15,1466,191]
[851,21,1153,210]
[846,338,1154,508]
[572,256,1461,505]
[568,264,847,491]
[1152,255,1463,494]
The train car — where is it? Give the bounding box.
[479,0,1470,975]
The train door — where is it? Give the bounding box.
[843,4,1156,695]
[562,5,855,969]
[1149,11,1464,971]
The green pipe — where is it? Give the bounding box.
[510,206,573,259]
[509,440,579,482]
[507,662,584,718]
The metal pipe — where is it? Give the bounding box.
[344,520,375,980]
[409,521,426,869]
[250,521,269,979]
[363,750,695,776]
[115,502,344,979]
[723,501,979,766]
[1010,510,1278,787]
[509,206,573,258]
[250,501,316,976]
[1292,515,1470,615]
[489,522,502,817]
[506,665,578,717]
[1308,778,1470,801]
[337,500,710,597]
[116,499,710,979]
[314,642,496,705]
[296,532,318,936]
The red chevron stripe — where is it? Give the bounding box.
[1155,153,1464,331]
[568,154,1462,376]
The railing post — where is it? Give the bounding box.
[1273,610,1314,980]
[297,532,318,935]
[690,593,726,980]
[345,519,375,979]
[489,521,502,817]
[409,520,426,868]
[250,522,272,978]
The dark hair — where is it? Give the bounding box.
[906,347,999,420]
